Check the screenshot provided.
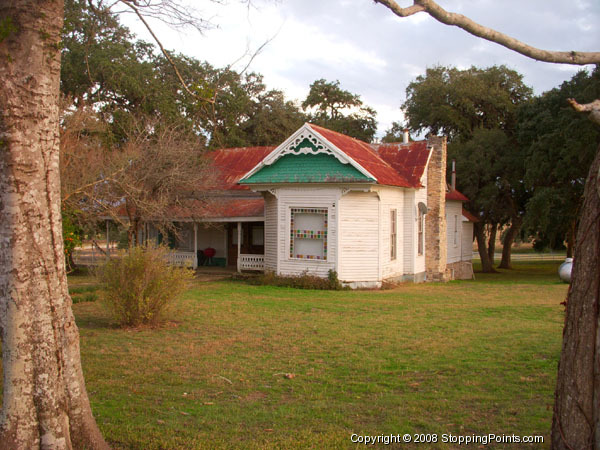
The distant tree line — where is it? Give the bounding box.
[385,64,599,271]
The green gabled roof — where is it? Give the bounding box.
[240,153,375,184]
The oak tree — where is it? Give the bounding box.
[0,1,109,447]
[302,79,378,142]
[402,64,532,271]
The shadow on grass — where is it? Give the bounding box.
[472,260,566,285]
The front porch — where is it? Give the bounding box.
[150,220,265,272]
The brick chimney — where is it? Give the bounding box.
[425,135,450,282]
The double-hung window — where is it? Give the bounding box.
[390,209,397,260]
[453,215,458,247]
[290,208,328,260]
[418,210,424,256]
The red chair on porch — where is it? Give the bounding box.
[204,247,216,266]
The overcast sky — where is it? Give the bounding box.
[121,0,600,137]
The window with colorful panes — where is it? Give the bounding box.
[290,208,328,260]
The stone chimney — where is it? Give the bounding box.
[425,135,450,282]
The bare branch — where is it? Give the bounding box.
[118,0,214,102]
[372,0,424,17]
[373,0,600,65]
[112,0,216,32]
[567,99,600,126]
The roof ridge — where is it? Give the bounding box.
[308,123,413,186]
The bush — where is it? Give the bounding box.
[246,269,345,290]
[98,246,194,326]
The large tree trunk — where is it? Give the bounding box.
[487,223,497,265]
[0,1,108,449]
[551,145,600,450]
[474,222,496,273]
[566,220,576,259]
[498,216,522,269]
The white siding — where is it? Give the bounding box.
[413,186,428,274]
[446,200,463,264]
[264,192,278,272]
[403,190,415,274]
[461,221,474,261]
[276,187,339,277]
[378,187,405,279]
[338,191,379,282]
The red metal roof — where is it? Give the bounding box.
[111,197,265,221]
[371,142,430,187]
[308,124,418,188]
[208,146,275,190]
[167,197,265,219]
[445,189,469,202]
[462,207,479,223]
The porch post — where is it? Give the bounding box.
[193,222,198,269]
[237,221,242,272]
[106,219,110,258]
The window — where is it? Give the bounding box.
[290,208,328,260]
[252,225,264,246]
[390,209,397,260]
[453,215,458,246]
[418,210,424,256]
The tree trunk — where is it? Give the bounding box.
[474,222,495,272]
[566,220,576,259]
[551,144,600,450]
[498,216,522,269]
[487,223,497,265]
[0,1,108,449]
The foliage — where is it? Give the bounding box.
[59,1,308,242]
[206,71,307,148]
[62,209,83,272]
[403,65,532,140]
[247,269,345,290]
[60,105,216,246]
[302,79,378,142]
[61,1,307,149]
[381,121,406,143]
[518,67,600,254]
[403,64,532,270]
[97,246,194,326]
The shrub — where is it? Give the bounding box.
[98,246,194,326]
[246,269,345,290]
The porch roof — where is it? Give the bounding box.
[167,197,265,222]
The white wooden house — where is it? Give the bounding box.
[136,123,475,287]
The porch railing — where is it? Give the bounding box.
[168,251,195,268]
[238,254,265,271]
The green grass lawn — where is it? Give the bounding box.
[1,262,567,448]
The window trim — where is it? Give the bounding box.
[417,210,424,256]
[453,214,459,247]
[390,209,397,261]
[289,207,328,261]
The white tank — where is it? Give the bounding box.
[558,258,573,283]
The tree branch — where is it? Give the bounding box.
[372,0,424,17]
[373,0,600,65]
[118,0,214,103]
[567,99,600,126]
